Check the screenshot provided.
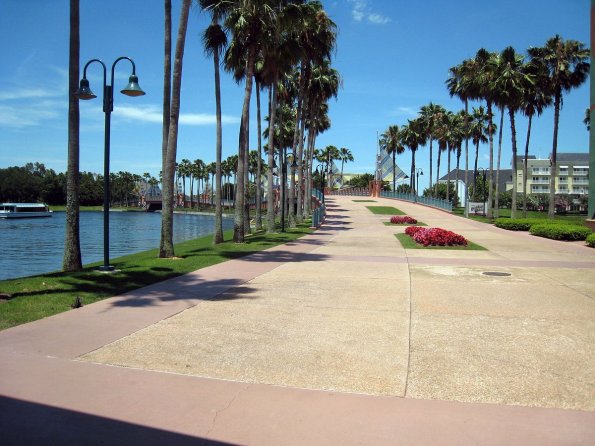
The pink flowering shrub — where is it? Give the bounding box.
[390,215,417,225]
[405,226,467,247]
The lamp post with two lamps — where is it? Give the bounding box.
[75,57,145,272]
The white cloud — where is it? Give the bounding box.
[115,104,239,126]
[0,87,62,101]
[390,106,417,118]
[368,13,391,25]
[347,0,391,25]
[0,100,62,129]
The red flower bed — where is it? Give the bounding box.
[405,226,467,247]
[390,215,417,225]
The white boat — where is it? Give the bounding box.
[0,203,53,218]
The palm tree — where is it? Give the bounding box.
[400,119,424,193]
[418,103,446,196]
[474,48,499,218]
[469,106,489,196]
[200,0,228,243]
[160,0,191,258]
[446,60,474,213]
[63,0,82,272]
[162,0,172,169]
[528,35,590,218]
[224,1,277,241]
[379,125,403,192]
[492,46,533,218]
[338,147,354,187]
[177,158,192,206]
[292,1,336,222]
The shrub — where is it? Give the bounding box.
[586,233,595,248]
[529,224,592,241]
[405,226,467,247]
[390,215,417,225]
[494,218,544,231]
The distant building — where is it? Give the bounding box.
[438,152,589,207]
[510,153,589,199]
[377,147,408,188]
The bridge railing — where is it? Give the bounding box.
[327,187,369,196]
[380,191,453,212]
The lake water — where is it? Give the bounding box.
[0,211,234,281]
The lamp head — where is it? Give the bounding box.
[121,74,145,97]
[75,78,97,100]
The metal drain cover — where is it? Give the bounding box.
[482,271,511,277]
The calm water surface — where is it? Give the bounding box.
[0,211,233,281]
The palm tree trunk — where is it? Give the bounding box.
[509,107,519,219]
[435,148,442,197]
[213,34,224,243]
[392,152,396,192]
[463,99,469,216]
[522,114,533,218]
[63,0,82,272]
[266,78,278,233]
[446,147,451,202]
[548,90,561,219]
[428,138,433,196]
[494,106,504,218]
[160,0,190,258]
[254,80,263,231]
[162,0,171,169]
[486,101,495,219]
[234,45,256,242]
[473,140,480,199]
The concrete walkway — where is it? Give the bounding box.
[1,196,594,445]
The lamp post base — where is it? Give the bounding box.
[97,265,116,273]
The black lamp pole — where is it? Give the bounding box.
[75,57,145,272]
[415,168,423,199]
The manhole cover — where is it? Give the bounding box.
[482,271,511,277]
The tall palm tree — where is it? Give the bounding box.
[224,1,277,241]
[379,125,403,192]
[474,48,499,218]
[200,0,228,242]
[292,1,336,222]
[400,119,424,193]
[63,0,82,272]
[160,0,191,258]
[446,59,475,214]
[528,35,590,218]
[338,147,354,187]
[469,106,489,196]
[177,158,192,206]
[418,103,445,196]
[492,46,533,218]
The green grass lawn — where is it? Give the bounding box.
[453,207,589,226]
[366,205,405,215]
[395,233,486,250]
[0,224,312,330]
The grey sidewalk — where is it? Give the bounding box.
[1,196,594,445]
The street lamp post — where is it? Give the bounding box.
[415,168,423,202]
[478,167,487,216]
[75,57,145,272]
[315,163,325,204]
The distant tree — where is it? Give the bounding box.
[345,173,374,188]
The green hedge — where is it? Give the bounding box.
[586,233,595,248]
[529,224,592,241]
[494,218,545,231]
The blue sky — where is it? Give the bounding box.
[0,0,589,193]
